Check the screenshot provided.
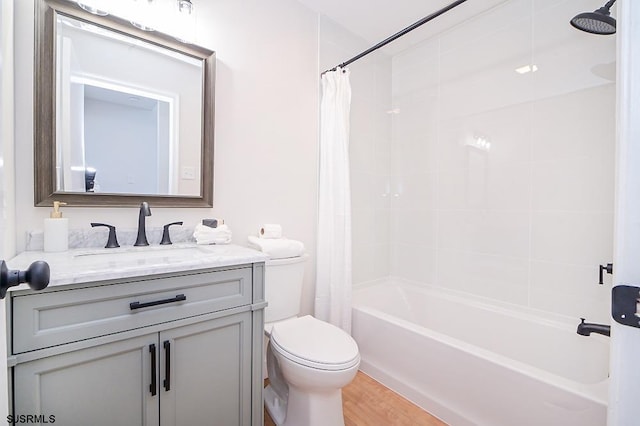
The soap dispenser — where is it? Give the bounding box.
[44,201,69,252]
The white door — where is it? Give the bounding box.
[0,0,13,419]
[609,1,640,425]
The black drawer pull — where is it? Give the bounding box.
[130,294,186,310]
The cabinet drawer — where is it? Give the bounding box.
[12,267,253,353]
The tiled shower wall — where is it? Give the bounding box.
[349,55,393,285]
[350,0,616,323]
[318,16,394,285]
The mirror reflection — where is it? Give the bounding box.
[35,0,215,207]
[55,14,203,197]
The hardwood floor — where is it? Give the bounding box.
[264,371,447,426]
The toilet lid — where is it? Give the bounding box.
[270,315,360,371]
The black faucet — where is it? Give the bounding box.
[134,202,152,246]
[577,318,611,337]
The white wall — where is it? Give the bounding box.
[386,0,615,322]
[4,0,322,415]
[12,0,319,309]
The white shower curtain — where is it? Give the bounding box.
[315,67,353,334]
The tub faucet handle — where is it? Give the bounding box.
[598,263,613,285]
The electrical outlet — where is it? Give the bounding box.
[181,167,195,180]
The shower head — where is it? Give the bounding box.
[570,0,617,35]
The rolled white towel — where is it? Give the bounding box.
[259,224,282,239]
[247,235,304,259]
[193,223,232,245]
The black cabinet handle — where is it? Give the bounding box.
[130,294,186,310]
[149,344,157,396]
[163,340,171,392]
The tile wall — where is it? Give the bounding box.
[351,0,616,323]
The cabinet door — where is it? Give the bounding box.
[13,334,159,426]
[159,311,252,426]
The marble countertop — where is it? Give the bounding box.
[6,243,268,291]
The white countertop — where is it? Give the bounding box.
[6,243,268,290]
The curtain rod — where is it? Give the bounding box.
[321,0,469,75]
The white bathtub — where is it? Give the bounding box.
[351,279,609,426]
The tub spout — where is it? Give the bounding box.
[577,318,610,337]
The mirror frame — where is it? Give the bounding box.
[34,0,215,207]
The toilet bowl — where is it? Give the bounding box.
[264,315,360,426]
[246,241,360,426]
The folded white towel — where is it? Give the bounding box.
[247,235,305,259]
[193,223,232,245]
[259,224,283,239]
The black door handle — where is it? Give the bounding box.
[130,294,186,310]
[0,260,50,299]
[149,344,157,396]
[163,340,171,392]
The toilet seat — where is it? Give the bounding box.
[270,315,360,371]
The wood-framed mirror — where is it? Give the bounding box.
[34,0,215,207]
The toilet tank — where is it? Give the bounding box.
[264,254,308,323]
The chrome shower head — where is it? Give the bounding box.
[570,0,617,35]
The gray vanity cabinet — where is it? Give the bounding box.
[158,311,252,426]
[14,332,160,425]
[9,264,265,426]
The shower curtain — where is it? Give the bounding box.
[315,67,353,333]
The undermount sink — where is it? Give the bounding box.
[72,244,212,265]
[74,244,204,257]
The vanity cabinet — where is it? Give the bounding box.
[8,263,265,426]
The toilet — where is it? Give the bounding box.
[261,254,360,426]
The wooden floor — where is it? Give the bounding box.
[264,371,447,426]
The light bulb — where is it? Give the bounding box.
[76,0,109,16]
[177,0,194,15]
[174,0,196,43]
[131,0,156,31]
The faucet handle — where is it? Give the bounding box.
[160,222,184,245]
[91,223,120,248]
